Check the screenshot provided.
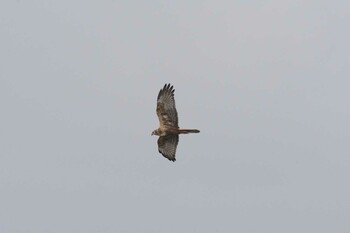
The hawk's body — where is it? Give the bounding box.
[152,84,200,161]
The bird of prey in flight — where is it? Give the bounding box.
[151,84,200,161]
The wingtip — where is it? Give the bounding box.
[158,83,175,98]
[163,83,174,90]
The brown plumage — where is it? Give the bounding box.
[151,84,200,161]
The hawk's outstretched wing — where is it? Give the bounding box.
[157,135,179,162]
[156,84,179,129]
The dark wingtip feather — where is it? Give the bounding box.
[157,88,162,100]
[164,83,173,90]
[158,83,175,99]
[158,150,176,162]
[166,154,176,162]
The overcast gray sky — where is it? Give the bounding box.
[1,1,349,233]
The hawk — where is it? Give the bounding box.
[151,84,200,161]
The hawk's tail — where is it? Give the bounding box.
[178,129,200,134]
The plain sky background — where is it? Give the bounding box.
[1,1,349,232]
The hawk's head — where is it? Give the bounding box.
[151,130,158,136]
